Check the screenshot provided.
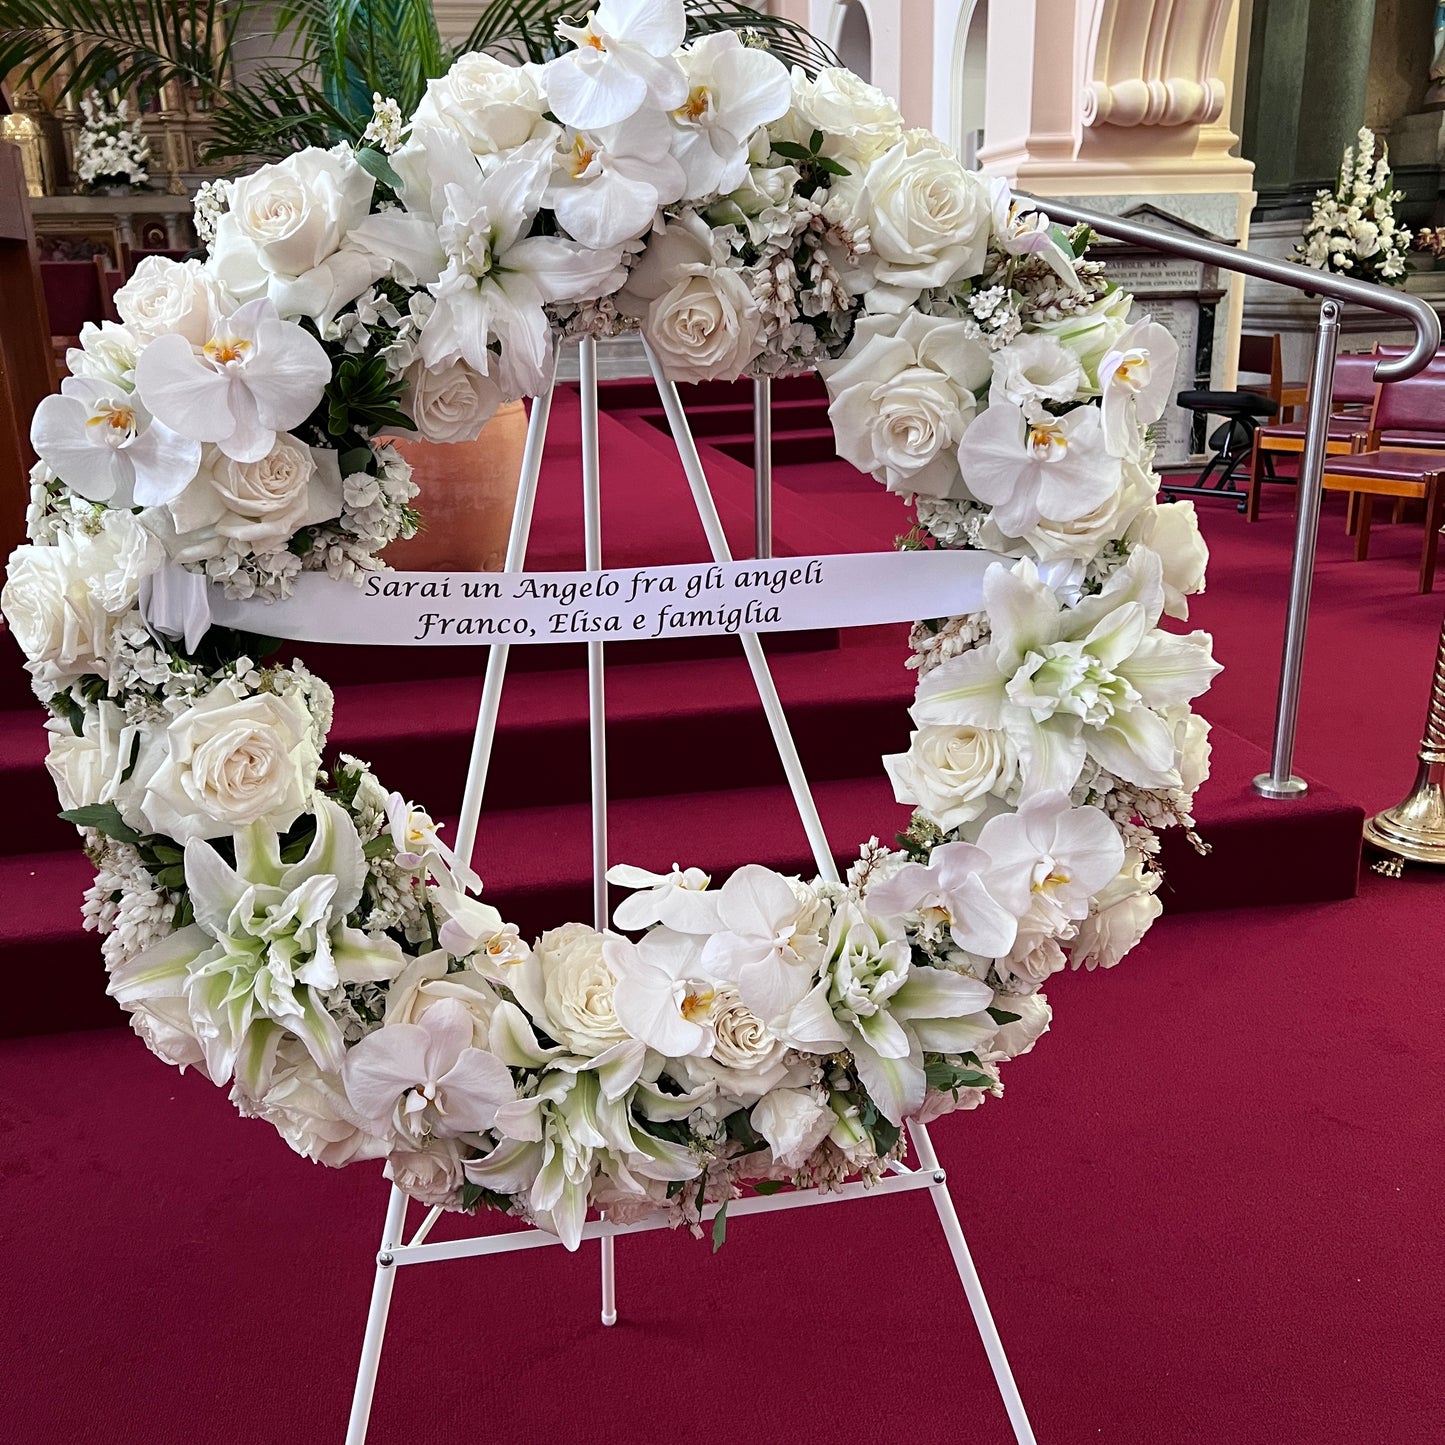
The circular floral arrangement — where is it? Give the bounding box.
[2,3,1219,1249]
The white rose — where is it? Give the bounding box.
[855,131,990,303]
[208,147,381,321]
[676,985,795,1105]
[989,333,1086,408]
[44,700,133,813]
[534,922,629,1054]
[126,994,210,1076]
[232,1038,388,1167]
[405,358,502,443]
[385,950,500,1050]
[984,990,1052,1061]
[66,320,140,389]
[643,266,765,385]
[411,53,551,158]
[1162,705,1212,794]
[114,256,227,347]
[1070,851,1163,970]
[130,678,321,842]
[1127,501,1208,620]
[385,1139,466,1207]
[751,1086,835,1170]
[884,724,1018,832]
[821,310,990,497]
[3,515,163,684]
[779,67,903,169]
[167,439,343,561]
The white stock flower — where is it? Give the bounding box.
[914,552,1220,797]
[2,511,164,683]
[208,147,383,323]
[1125,498,1208,620]
[107,798,405,1088]
[166,437,342,562]
[607,861,720,932]
[1069,849,1162,970]
[545,108,685,249]
[114,256,228,347]
[989,333,1086,409]
[883,723,1018,832]
[411,52,553,159]
[542,0,688,130]
[1100,317,1179,459]
[821,309,990,498]
[30,375,201,507]
[669,31,792,198]
[129,677,321,842]
[959,401,1122,539]
[135,298,332,464]
[342,997,515,1143]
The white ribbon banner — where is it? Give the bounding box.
[205,549,1009,646]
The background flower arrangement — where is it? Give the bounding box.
[1296,125,1409,286]
[2,0,1219,1249]
[73,91,150,192]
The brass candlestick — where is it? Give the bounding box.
[1366,607,1445,875]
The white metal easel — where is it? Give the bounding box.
[344,340,1038,1445]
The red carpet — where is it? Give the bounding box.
[3,382,1444,1443]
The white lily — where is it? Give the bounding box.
[30,375,200,506]
[409,133,626,398]
[959,400,1122,538]
[698,865,827,1025]
[341,997,515,1143]
[913,551,1221,797]
[607,861,720,932]
[865,841,1020,959]
[545,109,685,249]
[1100,317,1179,459]
[134,298,332,464]
[542,0,688,131]
[604,927,722,1058]
[107,797,405,1091]
[668,31,793,198]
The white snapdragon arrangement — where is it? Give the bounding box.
[73,92,151,192]
[1297,126,1409,285]
[3,0,1219,1250]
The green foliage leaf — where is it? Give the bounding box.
[986,1006,1021,1026]
[770,140,813,161]
[57,802,141,843]
[354,144,402,193]
[924,1059,995,1097]
[711,1198,728,1253]
[362,835,395,859]
[751,1180,788,1196]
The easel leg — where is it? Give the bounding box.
[600,1233,617,1326]
[909,1122,1038,1445]
[345,1185,410,1445]
[643,346,838,885]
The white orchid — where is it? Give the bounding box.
[403,133,626,398]
[134,298,332,464]
[959,400,1122,538]
[913,551,1221,797]
[545,109,685,249]
[107,798,404,1091]
[385,792,481,892]
[988,179,1082,289]
[808,902,997,1124]
[607,861,719,932]
[866,841,1020,959]
[341,997,515,1143]
[698,865,827,1024]
[604,927,722,1058]
[30,375,200,507]
[542,0,688,131]
[1100,318,1179,459]
[668,31,792,198]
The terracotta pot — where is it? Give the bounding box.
[383,400,529,571]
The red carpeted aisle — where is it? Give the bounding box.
[3,384,1444,1443]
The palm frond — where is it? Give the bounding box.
[0,0,243,102]
[683,3,838,73]
[202,64,355,166]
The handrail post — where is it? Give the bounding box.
[1253,298,1341,799]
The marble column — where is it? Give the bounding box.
[1293,0,1378,189]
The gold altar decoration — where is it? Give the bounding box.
[1367,608,1445,874]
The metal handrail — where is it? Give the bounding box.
[1029,195,1442,799]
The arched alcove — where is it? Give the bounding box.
[954,0,988,168]
[836,1,873,84]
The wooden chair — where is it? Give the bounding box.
[1246,351,1379,521]
[0,140,54,561]
[120,243,193,275]
[1319,362,1445,592]
[40,256,119,372]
